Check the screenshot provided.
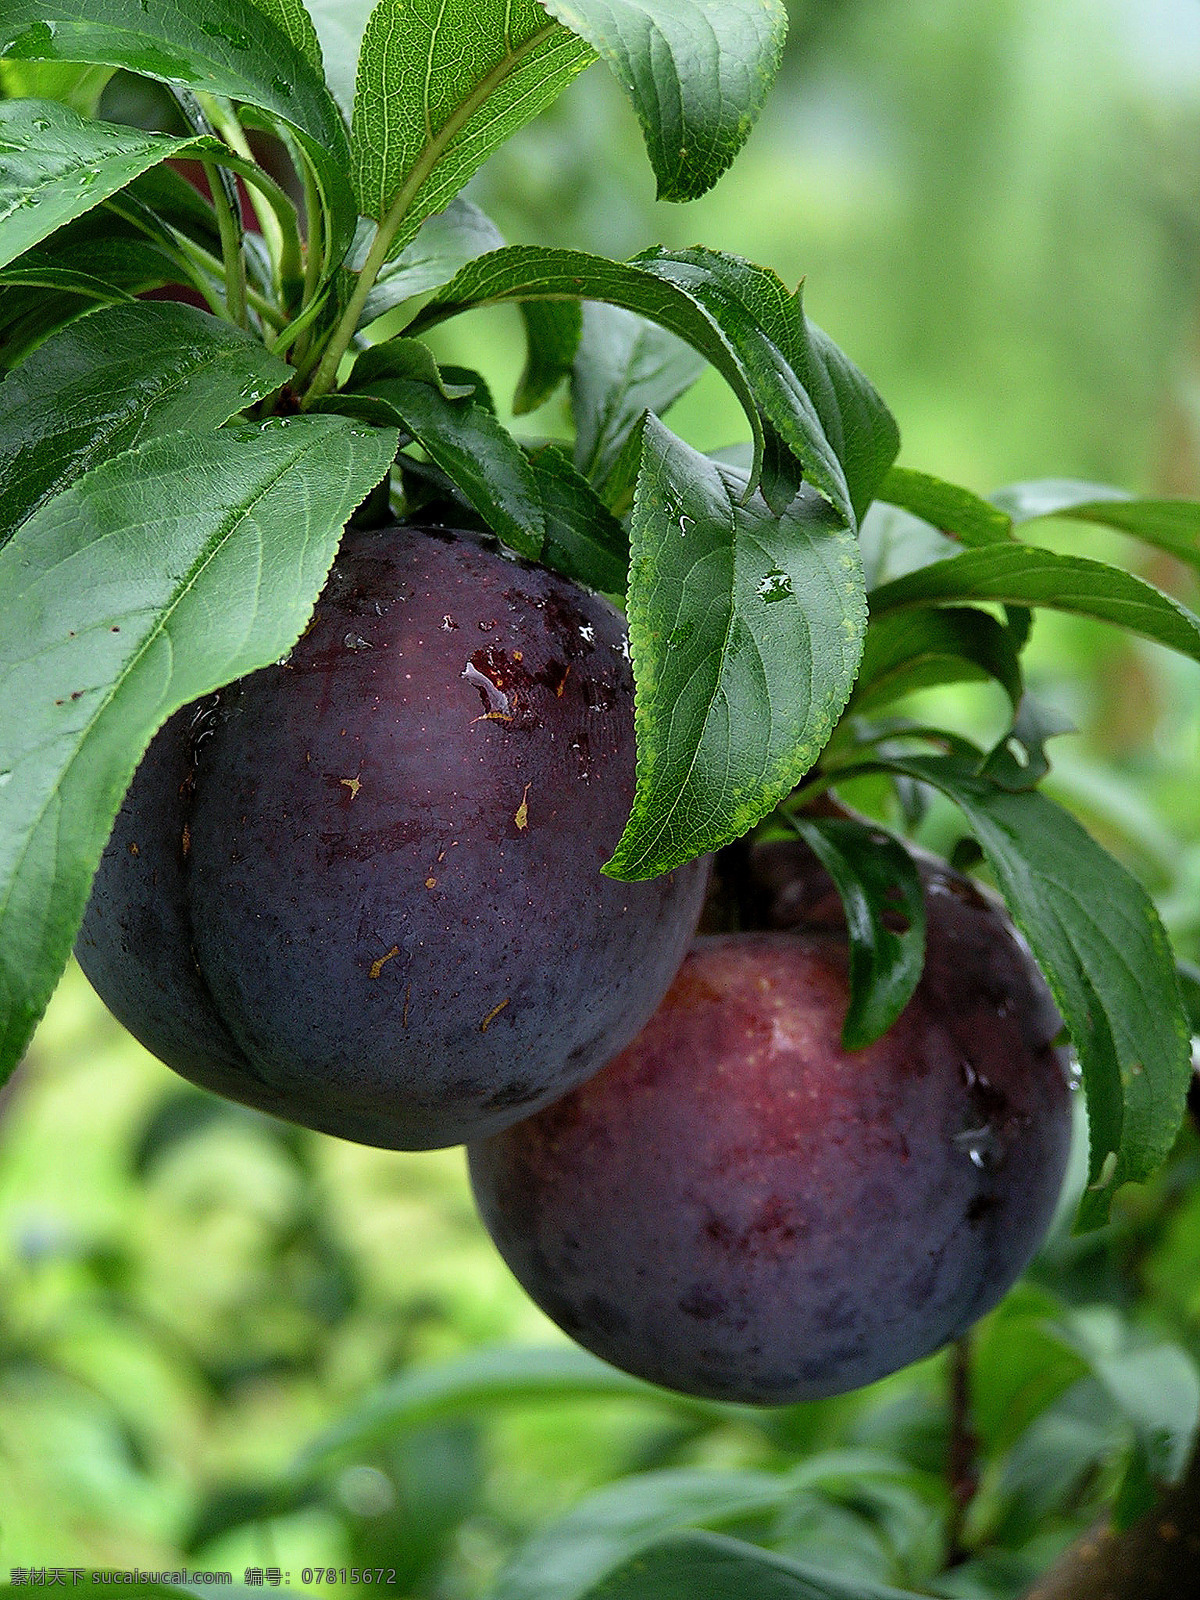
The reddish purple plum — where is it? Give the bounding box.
[469,859,1073,1403]
[76,524,710,1149]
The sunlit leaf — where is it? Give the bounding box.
[869,544,1200,665]
[0,0,356,263]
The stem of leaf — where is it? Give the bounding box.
[301,24,560,404]
[204,159,249,330]
[269,285,331,359]
[197,94,299,292]
[173,236,285,330]
[301,152,324,308]
[301,217,394,399]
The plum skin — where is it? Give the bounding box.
[76,524,710,1149]
[469,863,1073,1404]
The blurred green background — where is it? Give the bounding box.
[7,0,1200,1587]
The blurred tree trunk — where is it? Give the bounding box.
[1024,1444,1200,1599]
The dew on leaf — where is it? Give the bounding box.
[756,569,793,603]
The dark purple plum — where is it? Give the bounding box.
[76,524,710,1149]
[469,856,1073,1403]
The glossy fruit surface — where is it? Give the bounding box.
[76,524,710,1148]
[469,858,1073,1402]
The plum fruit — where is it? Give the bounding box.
[469,850,1073,1403]
[76,523,710,1149]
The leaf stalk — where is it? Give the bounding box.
[301,25,561,404]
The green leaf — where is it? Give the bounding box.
[0,288,96,373]
[783,816,926,1050]
[11,190,191,285]
[857,501,958,592]
[0,299,289,543]
[0,58,114,114]
[414,245,897,523]
[360,197,506,328]
[879,466,1012,547]
[0,415,397,1085]
[527,443,630,593]
[852,607,1024,713]
[122,163,224,253]
[635,249,858,524]
[245,0,324,76]
[0,206,194,369]
[572,302,705,505]
[993,478,1200,574]
[580,1530,925,1600]
[979,694,1075,792]
[517,298,583,414]
[338,338,543,556]
[637,250,899,523]
[539,0,788,202]
[608,423,865,879]
[350,0,594,255]
[849,753,1191,1227]
[350,335,479,399]
[0,99,214,272]
[794,318,902,525]
[869,544,1200,665]
[0,0,356,265]
[414,245,770,486]
[1085,1342,1200,1487]
[0,259,134,300]
[494,1470,794,1600]
[970,1286,1090,1455]
[1177,959,1200,1030]
[293,1346,722,1480]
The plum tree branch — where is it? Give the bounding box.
[945,1335,979,1568]
[1022,1442,1200,1600]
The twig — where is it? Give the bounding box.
[945,1335,979,1568]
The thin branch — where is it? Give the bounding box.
[945,1335,979,1568]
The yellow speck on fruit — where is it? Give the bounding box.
[425,876,437,889]
[369,945,400,979]
[479,998,510,1032]
[515,783,531,830]
[340,775,361,799]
